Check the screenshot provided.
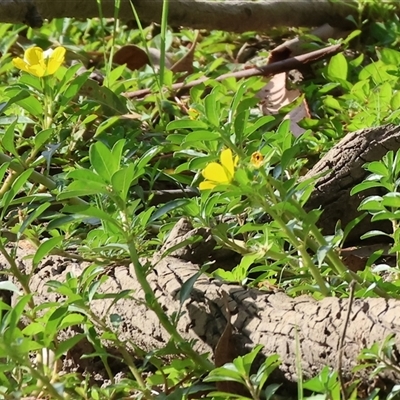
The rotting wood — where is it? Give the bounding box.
[2,244,400,388]
[305,124,400,242]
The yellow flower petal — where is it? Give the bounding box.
[250,151,264,168]
[24,47,45,66]
[45,47,66,75]
[199,180,217,190]
[220,148,235,179]
[12,57,32,74]
[27,64,46,77]
[13,46,66,77]
[202,162,229,183]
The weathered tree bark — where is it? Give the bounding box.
[4,243,400,389]
[305,124,400,243]
[0,0,363,32]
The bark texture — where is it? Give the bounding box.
[305,124,400,242]
[1,0,358,31]
[4,242,400,387]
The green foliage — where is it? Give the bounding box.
[0,1,399,398]
[352,149,400,280]
[205,346,281,400]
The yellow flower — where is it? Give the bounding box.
[199,149,238,190]
[13,46,66,77]
[250,151,264,169]
[188,108,200,120]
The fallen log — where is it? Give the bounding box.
[305,124,400,242]
[2,242,399,389]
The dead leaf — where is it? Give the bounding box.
[113,44,150,71]
[284,98,311,137]
[113,45,173,71]
[214,291,247,396]
[257,72,300,114]
[342,254,367,273]
[171,30,199,74]
[257,72,310,136]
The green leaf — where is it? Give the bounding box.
[367,161,389,176]
[62,205,121,229]
[264,383,282,400]
[361,230,392,240]
[184,131,219,142]
[59,313,85,330]
[351,180,385,195]
[244,115,275,137]
[33,236,64,268]
[378,48,400,66]
[60,70,91,106]
[111,139,126,166]
[179,269,203,305]
[1,118,18,157]
[34,128,54,152]
[323,96,342,111]
[45,307,69,342]
[18,202,51,238]
[111,163,135,202]
[149,199,191,223]
[391,92,400,110]
[1,168,33,219]
[327,53,348,82]
[18,73,42,91]
[240,344,264,375]
[1,88,30,114]
[0,281,21,294]
[67,168,108,185]
[57,188,107,200]
[358,196,384,211]
[54,334,85,359]
[234,110,248,142]
[382,192,400,208]
[166,119,209,130]
[22,322,44,336]
[1,294,33,334]
[204,86,220,127]
[16,95,43,117]
[205,364,244,384]
[89,141,115,182]
[80,79,128,115]
[95,116,120,136]
[371,210,396,222]
[55,63,82,91]
[135,145,160,173]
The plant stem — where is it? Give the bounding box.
[126,237,213,371]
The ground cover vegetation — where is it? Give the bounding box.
[1,0,400,399]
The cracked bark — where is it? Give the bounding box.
[305,124,400,243]
[0,0,363,32]
[3,244,400,388]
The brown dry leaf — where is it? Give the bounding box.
[257,73,300,114]
[113,45,173,71]
[214,291,247,396]
[257,72,309,136]
[113,44,149,70]
[340,244,395,272]
[284,98,311,137]
[171,30,199,74]
[341,254,367,273]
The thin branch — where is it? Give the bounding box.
[124,44,342,99]
[337,280,356,400]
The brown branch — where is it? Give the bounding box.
[124,44,342,99]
